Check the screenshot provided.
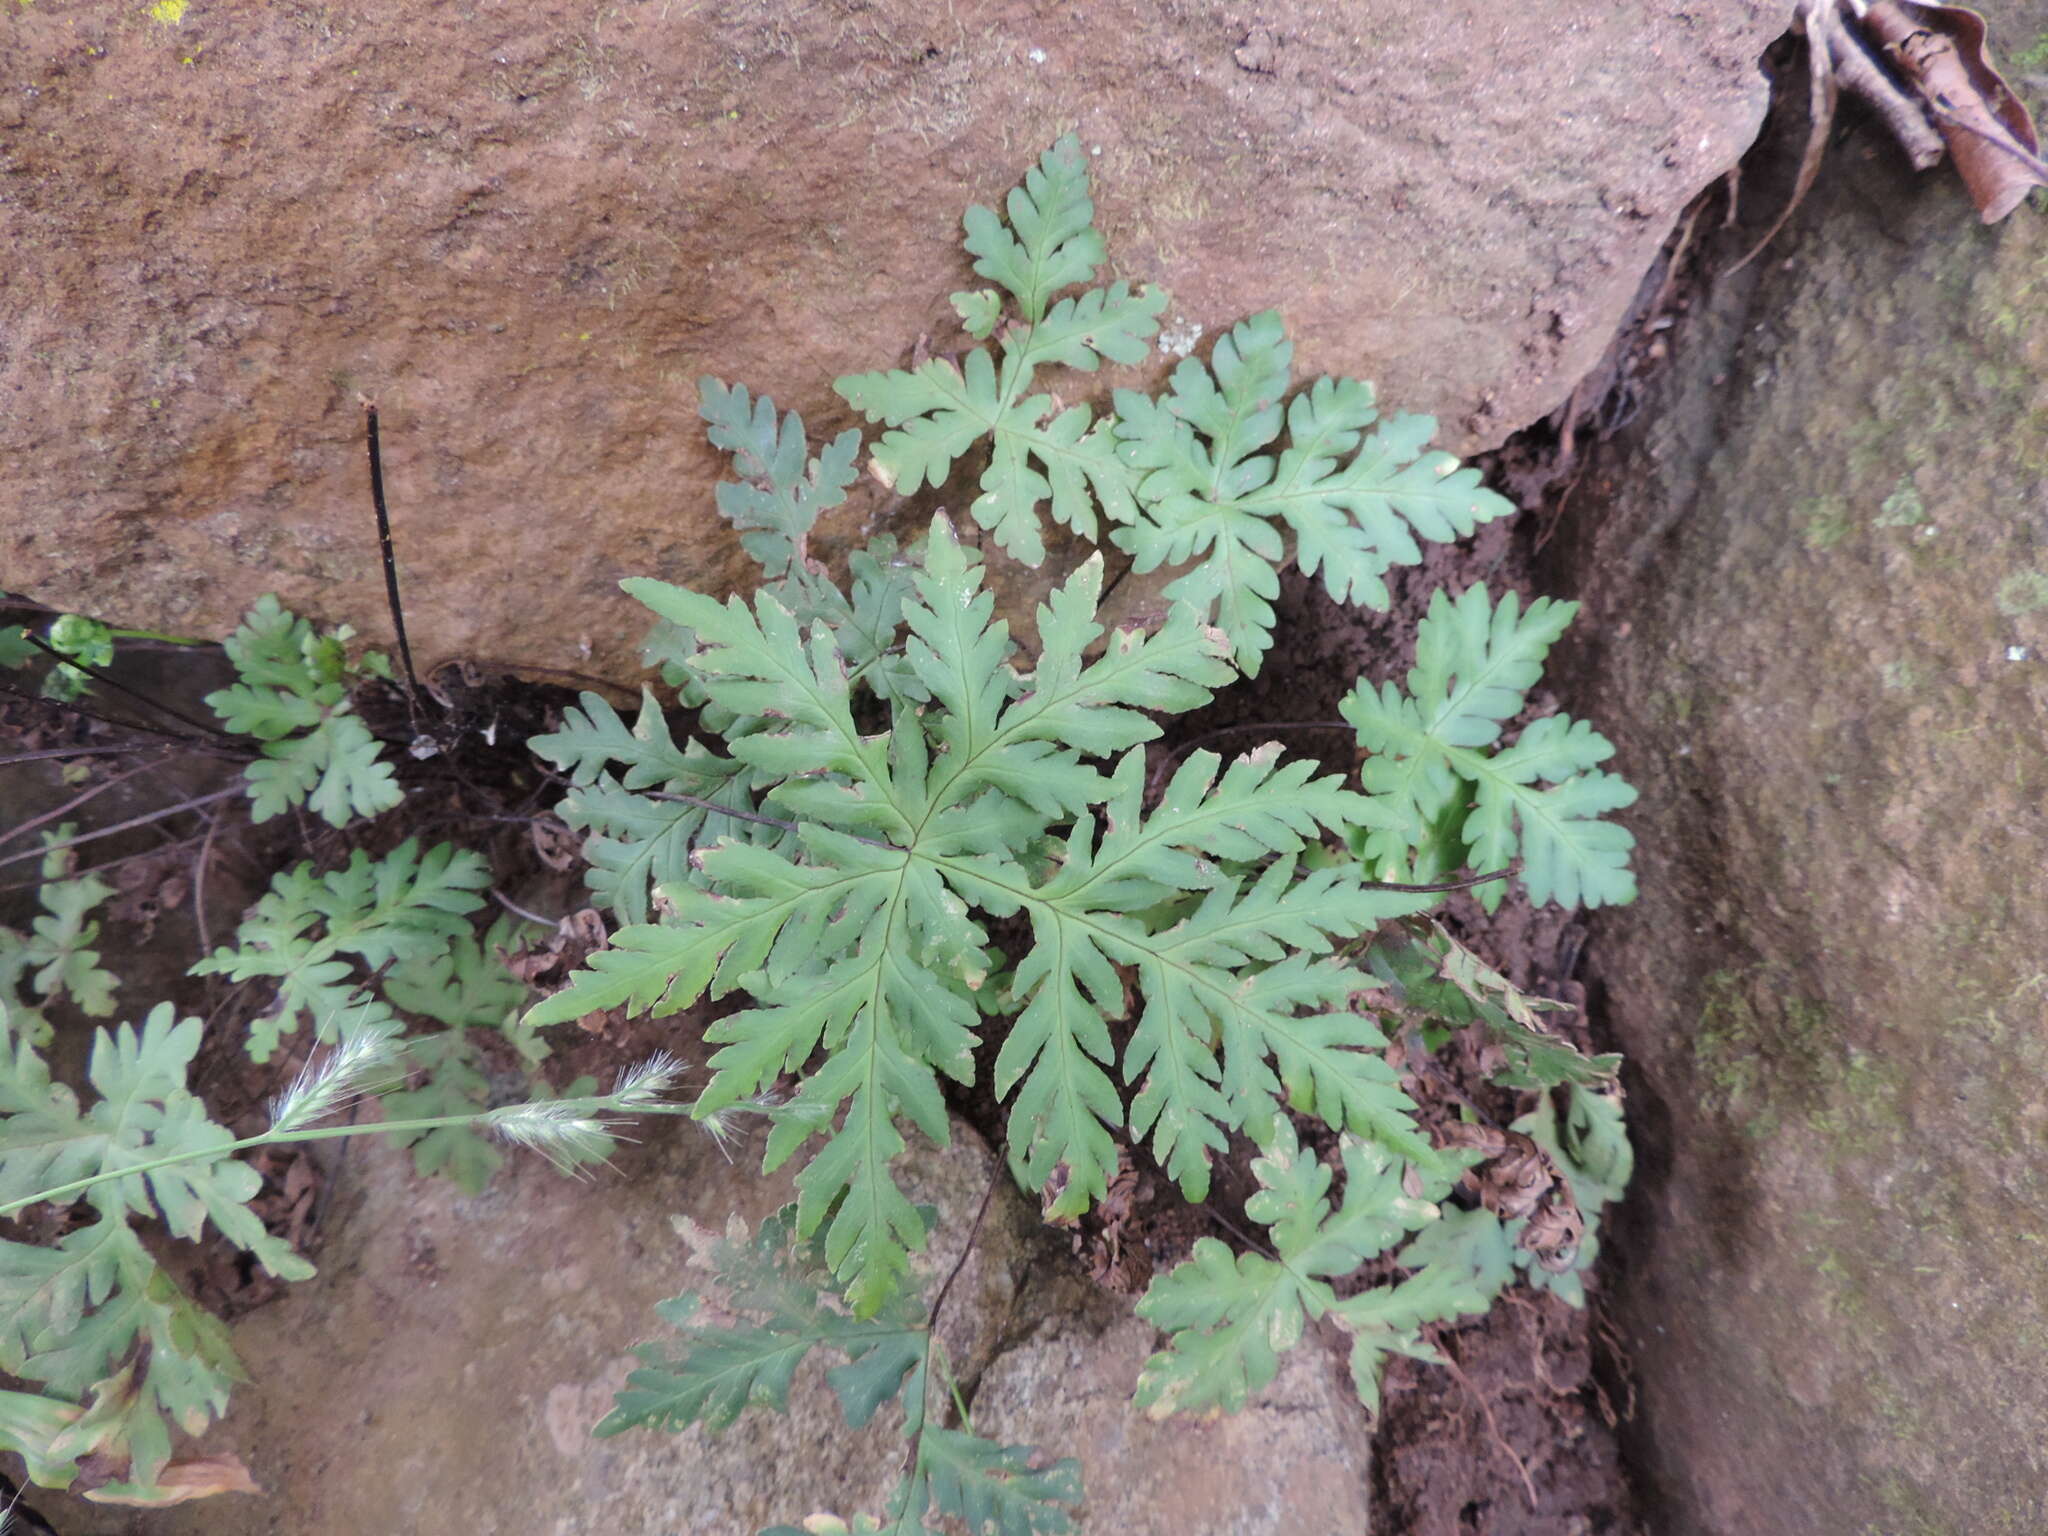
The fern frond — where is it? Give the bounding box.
[376,1030,504,1194]
[838,137,1164,565]
[13,830,119,1021]
[905,1428,1081,1536]
[531,690,769,922]
[206,595,400,827]
[534,516,1464,1307]
[191,840,489,1061]
[1133,1119,1449,1418]
[699,377,862,586]
[596,1209,924,1437]
[603,1208,1077,1536]
[0,1004,314,1488]
[1365,921,1620,1090]
[961,135,1103,325]
[967,750,1437,1209]
[1340,584,1637,910]
[1113,312,1516,672]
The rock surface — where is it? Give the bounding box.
[1,0,1775,680]
[1558,33,2048,1531]
[40,1118,1374,1535]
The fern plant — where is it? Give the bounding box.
[837,138,1167,569]
[530,512,1471,1312]
[1342,583,1637,907]
[536,133,1639,1531]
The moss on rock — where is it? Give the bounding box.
[1566,40,2048,1531]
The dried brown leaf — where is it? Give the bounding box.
[1866,1,2047,221]
[82,1454,263,1505]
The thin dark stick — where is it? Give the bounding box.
[0,786,242,874]
[1206,1205,1279,1260]
[926,1169,1000,1334]
[23,634,239,743]
[0,670,245,757]
[0,761,161,851]
[899,1167,1002,1483]
[0,834,209,895]
[0,745,171,767]
[362,400,422,698]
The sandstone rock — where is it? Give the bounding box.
[2,0,1774,682]
[1556,30,2048,1528]
[974,1302,1377,1532]
[40,1112,1375,1534]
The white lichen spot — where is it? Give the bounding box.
[1158,316,1204,358]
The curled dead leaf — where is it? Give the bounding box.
[1865,1,2047,221]
[82,1453,262,1505]
[502,908,626,1034]
[528,816,581,872]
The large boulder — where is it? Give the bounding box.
[1560,35,2048,1530]
[1,0,1777,680]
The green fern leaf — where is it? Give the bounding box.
[529,687,699,786]
[1113,311,1515,672]
[192,841,489,1060]
[207,595,401,827]
[961,134,1102,325]
[597,1209,924,1437]
[1341,584,1638,910]
[1336,1206,1512,1414]
[952,287,1003,339]
[384,914,530,1030]
[377,1029,504,1194]
[530,689,766,922]
[838,139,1163,566]
[21,831,118,1018]
[0,623,37,669]
[969,748,1436,1208]
[699,377,862,581]
[0,1003,315,1486]
[1134,1120,1448,1418]
[909,1427,1081,1536]
[0,1383,83,1488]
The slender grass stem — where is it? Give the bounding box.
[2,1098,695,1218]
